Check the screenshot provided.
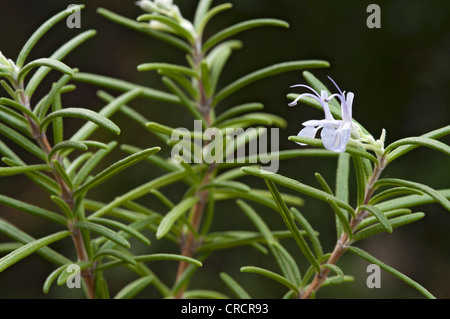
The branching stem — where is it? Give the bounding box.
[15,81,96,299]
[301,156,387,299]
[174,35,216,298]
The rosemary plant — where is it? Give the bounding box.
[0,0,449,300]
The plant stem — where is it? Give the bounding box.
[174,35,215,298]
[16,82,96,299]
[301,157,386,299]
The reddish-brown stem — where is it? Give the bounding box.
[173,37,216,298]
[16,83,96,298]
[301,158,386,299]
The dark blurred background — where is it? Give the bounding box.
[0,0,449,299]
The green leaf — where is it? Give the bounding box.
[206,40,242,95]
[135,253,203,267]
[202,181,250,193]
[0,162,51,177]
[71,88,142,142]
[203,18,289,52]
[335,152,350,236]
[26,30,96,97]
[385,136,450,163]
[347,246,435,299]
[0,97,38,123]
[1,80,17,100]
[48,141,87,160]
[269,241,302,286]
[213,60,329,105]
[43,264,69,294]
[0,243,23,254]
[356,208,412,231]
[353,212,424,242]
[35,73,75,119]
[18,58,74,82]
[314,173,333,195]
[97,8,191,53]
[214,103,264,125]
[90,167,198,219]
[184,290,229,299]
[359,205,392,233]
[321,264,345,285]
[0,123,47,161]
[74,147,160,195]
[114,276,153,299]
[150,189,175,209]
[0,194,66,225]
[73,72,179,104]
[265,180,320,272]
[56,261,91,286]
[241,166,354,216]
[72,141,117,188]
[290,207,323,261]
[157,70,198,99]
[200,60,212,97]
[326,198,353,240]
[0,231,71,272]
[352,155,368,207]
[240,266,299,293]
[41,108,121,135]
[220,272,251,299]
[216,112,287,129]
[0,218,71,265]
[74,221,130,249]
[145,121,199,138]
[193,0,214,28]
[94,249,137,266]
[136,14,195,43]
[0,111,31,139]
[322,275,355,287]
[385,125,450,164]
[2,158,60,195]
[237,200,275,242]
[200,230,293,252]
[161,76,205,126]
[196,3,233,34]
[52,94,63,145]
[373,178,450,212]
[89,217,151,246]
[156,197,200,239]
[137,62,197,77]
[51,158,73,190]
[369,187,424,205]
[376,189,450,212]
[50,195,73,220]
[289,136,379,163]
[16,5,85,67]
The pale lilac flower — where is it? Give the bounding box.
[289,77,358,153]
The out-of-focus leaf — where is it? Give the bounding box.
[348,246,435,299]
[156,197,199,239]
[0,231,71,272]
[220,272,251,299]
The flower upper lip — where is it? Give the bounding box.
[289,76,357,153]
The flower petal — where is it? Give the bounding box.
[343,92,354,121]
[296,126,320,145]
[321,124,351,153]
[302,119,340,127]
